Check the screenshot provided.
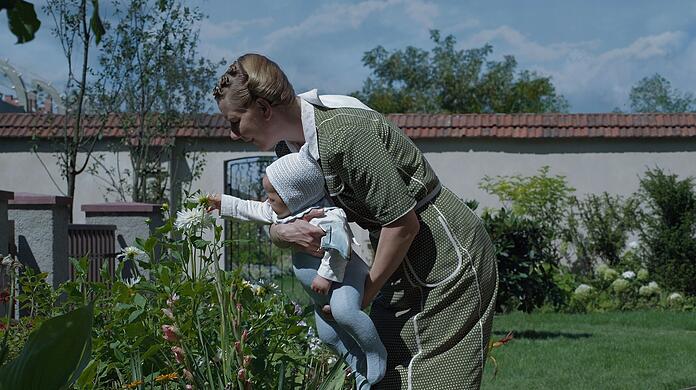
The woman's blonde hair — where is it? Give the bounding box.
[213,53,296,108]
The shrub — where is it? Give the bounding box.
[482,208,565,313]
[565,192,640,273]
[638,167,696,295]
[480,166,576,245]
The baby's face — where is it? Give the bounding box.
[262,175,291,217]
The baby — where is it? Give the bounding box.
[212,151,386,388]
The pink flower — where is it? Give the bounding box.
[241,329,249,342]
[183,369,193,382]
[237,368,246,381]
[167,293,180,307]
[162,308,175,320]
[243,355,252,367]
[161,325,179,342]
[234,341,242,354]
[171,346,185,364]
[185,385,193,390]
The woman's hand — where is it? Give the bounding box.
[269,209,326,255]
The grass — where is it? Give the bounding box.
[481,311,696,390]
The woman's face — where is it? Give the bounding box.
[218,97,278,151]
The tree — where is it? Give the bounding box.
[2,0,103,43]
[38,0,105,222]
[629,73,695,113]
[89,0,222,205]
[353,30,569,114]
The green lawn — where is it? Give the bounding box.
[481,311,696,390]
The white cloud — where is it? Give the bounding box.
[262,0,439,51]
[463,25,598,62]
[200,17,274,40]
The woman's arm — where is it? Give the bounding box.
[362,209,420,308]
[269,210,326,253]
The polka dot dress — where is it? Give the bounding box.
[280,106,499,390]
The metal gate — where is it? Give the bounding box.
[68,224,117,282]
[224,156,302,298]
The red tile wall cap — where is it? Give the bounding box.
[8,192,71,205]
[81,203,162,213]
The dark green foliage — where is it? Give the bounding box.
[353,30,569,114]
[0,304,93,390]
[629,73,695,113]
[638,168,696,295]
[482,208,564,313]
[1,0,41,43]
[566,193,640,273]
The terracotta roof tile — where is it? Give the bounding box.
[2,112,696,140]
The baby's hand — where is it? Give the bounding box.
[311,275,332,295]
[206,194,221,212]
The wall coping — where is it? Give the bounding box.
[0,190,13,201]
[82,203,162,213]
[8,192,71,206]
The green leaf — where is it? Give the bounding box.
[89,0,105,45]
[317,357,346,390]
[74,358,99,388]
[5,0,41,44]
[0,303,93,390]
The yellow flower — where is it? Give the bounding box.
[155,372,179,382]
[124,380,143,388]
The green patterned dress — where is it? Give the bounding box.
[281,105,498,389]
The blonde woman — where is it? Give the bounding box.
[212,53,498,390]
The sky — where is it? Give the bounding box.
[3,0,696,112]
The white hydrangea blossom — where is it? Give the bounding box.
[621,271,636,279]
[627,240,639,249]
[611,278,630,293]
[574,284,593,296]
[668,292,683,302]
[639,281,660,297]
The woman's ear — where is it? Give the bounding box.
[256,98,273,120]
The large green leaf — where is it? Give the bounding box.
[1,0,41,44]
[0,303,94,390]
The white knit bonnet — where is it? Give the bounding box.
[265,153,325,214]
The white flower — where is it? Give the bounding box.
[175,205,214,232]
[1,255,22,270]
[187,193,212,207]
[574,284,593,296]
[167,293,180,307]
[308,336,322,353]
[117,246,146,261]
[327,357,337,365]
[639,281,660,297]
[621,271,636,279]
[668,292,683,302]
[627,241,639,249]
[297,320,307,327]
[124,276,141,287]
[611,279,630,293]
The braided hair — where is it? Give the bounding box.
[213,53,295,109]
